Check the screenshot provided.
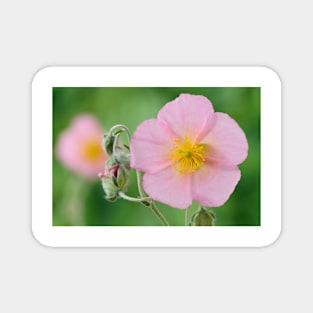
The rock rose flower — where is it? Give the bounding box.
[55,114,107,179]
[130,94,248,209]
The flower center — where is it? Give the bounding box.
[169,136,206,175]
[81,139,103,162]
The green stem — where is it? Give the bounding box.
[58,176,88,225]
[118,191,151,203]
[149,201,170,226]
[136,170,146,198]
[185,205,190,226]
[109,124,131,140]
[136,170,169,226]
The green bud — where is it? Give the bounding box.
[98,158,130,201]
[116,164,129,190]
[105,157,116,169]
[191,207,216,226]
[102,133,115,156]
[114,152,130,169]
[100,176,119,201]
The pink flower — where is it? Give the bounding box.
[130,94,248,209]
[55,114,107,179]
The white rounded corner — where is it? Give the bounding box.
[257,65,282,87]
[258,225,282,248]
[32,66,56,87]
[31,225,55,248]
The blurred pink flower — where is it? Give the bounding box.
[55,114,107,179]
[130,94,248,209]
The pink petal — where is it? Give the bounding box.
[55,130,82,170]
[71,114,104,137]
[55,114,107,179]
[130,119,174,174]
[202,113,248,165]
[55,129,106,179]
[143,166,192,209]
[157,94,215,142]
[191,162,241,207]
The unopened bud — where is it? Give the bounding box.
[102,132,115,156]
[116,164,129,189]
[114,152,130,169]
[191,207,216,226]
[101,177,119,201]
[99,158,130,201]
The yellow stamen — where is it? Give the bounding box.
[169,136,207,175]
[81,139,103,162]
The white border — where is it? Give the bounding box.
[32,66,281,247]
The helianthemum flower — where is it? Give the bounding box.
[130,94,248,209]
[55,114,108,179]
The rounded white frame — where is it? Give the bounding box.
[32,66,281,247]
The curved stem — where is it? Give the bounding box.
[110,124,131,141]
[119,191,169,226]
[135,170,170,226]
[136,170,146,198]
[113,132,121,155]
[118,191,151,203]
[149,201,170,226]
[108,125,131,156]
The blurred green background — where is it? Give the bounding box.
[53,87,260,226]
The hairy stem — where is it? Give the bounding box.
[149,201,170,226]
[118,191,151,203]
[136,170,146,198]
[135,170,170,226]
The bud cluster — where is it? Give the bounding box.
[98,126,131,201]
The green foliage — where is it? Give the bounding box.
[53,87,260,226]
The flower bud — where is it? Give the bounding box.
[116,164,129,189]
[102,133,115,156]
[191,207,216,226]
[114,152,130,170]
[99,173,120,201]
[99,158,130,201]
